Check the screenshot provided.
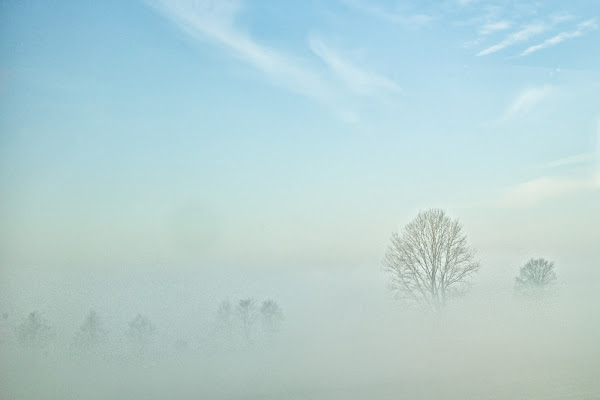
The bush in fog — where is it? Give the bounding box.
[17,311,53,350]
[383,209,480,313]
[127,314,155,357]
[73,310,107,354]
[515,258,557,297]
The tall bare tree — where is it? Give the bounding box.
[383,209,480,312]
[515,258,557,295]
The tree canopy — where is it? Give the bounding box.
[383,209,480,312]
[515,258,557,295]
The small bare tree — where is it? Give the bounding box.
[18,311,53,350]
[73,310,107,354]
[236,299,258,345]
[515,258,557,295]
[260,300,283,335]
[215,300,233,332]
[127,314,155,358]
[383,209,480,313]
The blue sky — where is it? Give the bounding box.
[1,0,599,281]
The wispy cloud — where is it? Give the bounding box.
[462,20,511,48]
[498,176,594,207]
[475,13,578,56]
[146,0,403,123]
[146,0,328,99]
[146,0,390,123]
[479,20,511,35]
[341,0,434,26]
[496,117,600,208]
[503,85,553,120]
[538,153,595,169]
[309,36,401,97]
[521,19,598,56]
[477,23,546,56]
[462,38,484,49]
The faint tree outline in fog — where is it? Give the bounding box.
[212,299,236,348]
[213,298,283,348]
[383,209,480,313]
[215,300,233,331]
[127,314,155,358]
[515,258,557,296]
[217,299,232,320]
[260,299,283,335]
[236,299,258,345]
[17,311,53,350]
[73,310,107,354]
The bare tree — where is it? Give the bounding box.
[236,298,258,345]
[17,311,53,350]
[383,209,480,313]
[260,300,283,335]
[127,314,155,357]
[73,310,107,354]
[215,300,233,330]
[0,313,10,346]
[515,258,557,295]
[212,299,236,348]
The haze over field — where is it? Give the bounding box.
[1,0,599,398]
[1,270,599,399]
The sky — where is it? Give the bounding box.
[1,0,599,291]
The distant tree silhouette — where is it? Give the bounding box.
[213,298,284,348]
[515,258,557,296]
[127,314,155,357]
[211,299,241,350]
[260,300,283,334]
[215,300,233,331]
[73,310,107,354]
[18,311,52,350]
[0,312,9,346]
[236,299,258,345]
[383,209,480,313]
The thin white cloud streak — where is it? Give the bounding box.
[309,36,401,97]
[341,0,434,26]
[462,38,483,49]
[498,176,595,208]
[477,23,546,56]
[479,20,511,35]
[503,85,553,120]
[146,0,404,123]
[537,118,600,175]
[476,14,577,56]
[521,19,598,56]
[496,117,600,208]
[538,153,594,169]
[147,0,328,100]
